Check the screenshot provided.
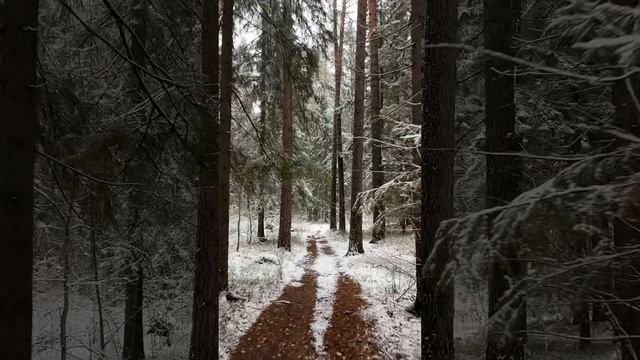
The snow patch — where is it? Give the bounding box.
[310,249,340,356]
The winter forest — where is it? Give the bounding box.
[3,0,640,359]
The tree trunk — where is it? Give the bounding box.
[337,0,348,234]
[60,206,72,360]
[90,226,106,354]
[217,0,234,291]
[410,0,424,314]
[237,189,242,252]
[369,0,385,244]
[484,1,526,360]
[278,0,294,252]
[330,0,343,231]
[609,3,640,354]
[258,208,265,241]
[247,194,252,244]
[123,2,148,358]
[420,0,457,359]
[123,236,144,360]
[347,0,368,255]
[0,1,38,359]
[189,0,220,358]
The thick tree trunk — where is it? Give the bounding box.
[189,0,220,358]
[369,0,385,244]
[0,2,38,359]
[217,0,234,291]
[420,0,457,359]
[278,0,294,252]
[609,3,640,355]
[278,68,294,251]
[347,0,368,255]
[123,2,148,358]
[337,0,347,234]
[410,0,424,314]
[484,2,526,360]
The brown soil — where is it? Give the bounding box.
[230,238,319,360]
[231,236,382,360]
[323,275,382,359]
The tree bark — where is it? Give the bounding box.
[189,0,220,358]
[347,0,368,255]
[123,2,148,358]
[369,0,385,244]
[60,206,72,360]
[257,208,265,241]
[484,2,526,360]
[420,0,457,358]
[217,0,234,291]
[410,0,424,314]
[90,226,106,353]
[337,0,348,234]
[278,0,294,252]
[0,1,38,358]
[330,0,339,231]
[608,4,640,357]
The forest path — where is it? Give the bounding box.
[230,231,381,359]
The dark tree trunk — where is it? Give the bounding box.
[278,0,294,252]
[572,301,591,350]
[217,0,234,291]
[0,2,38,359]
[60,206,72,360]
[410,0,424,314]
[330,0,339,231]
[369,0,385,244]
[347,0,367,255]
[189,0,220,358]
[420,0,457,358]
[123,240,145,360]
[123,2,148,358]
[90,226,106,353]
[484,1,526,360]
[609,2,640,353]
[257,208,265,240]
[247,194,252,244]
[337,0,347,234]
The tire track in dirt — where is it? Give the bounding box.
[230,236,319,360]
[230,234,382,359]
[322,243,382,359]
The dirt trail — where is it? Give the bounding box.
[230,233,382,359]
[230,238,318,360]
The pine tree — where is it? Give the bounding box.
[278,0,295,251]
[347,0,368,255]
[369,0,385,243]
[0,1,38,359]
[484,1,526,359]
[122,1,148,357]
[189,0,220,358]
[217,0,234,290]
[420,0,456,358]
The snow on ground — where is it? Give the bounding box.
[310,239,340,356]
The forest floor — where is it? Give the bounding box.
[32,221,621,360]
[229,232,381,359]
